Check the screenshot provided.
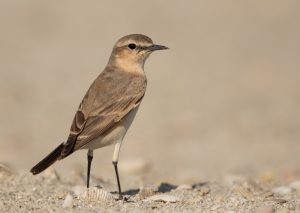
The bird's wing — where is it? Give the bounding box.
[60,69,146,157]
[73,93,145,150]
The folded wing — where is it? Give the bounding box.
[60,69,146,158]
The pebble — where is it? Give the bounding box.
[176,184,192,190]
[0,163,13,177]
[145,194,181,203]
[236,187,255,201]
[275,207,289,213]
[199,186,210,196]
[256,205,275,213]
[138,185,157,199]
[289,180,300,190]
[62,193,73,208]
[72,185,86,196]
[272,186,291,196]
[261,191,274,199]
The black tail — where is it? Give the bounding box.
[30,143,65,175]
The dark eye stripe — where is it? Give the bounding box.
[139,46,147,50]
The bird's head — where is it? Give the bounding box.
[108,34,168,70]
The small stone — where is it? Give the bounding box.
[138,185,157,199]
[272,186,291,196]
[273,198,287,204]
[256,205,275,213]
[176,184,192,190]
[210,205,221,211]
[275,207,289,213]
[261,191,274,199]
[289,180,300,190]
[56,192,65,200]
[62,194,73,208]
[236,187,255,201]
[0,163,13,177]
[145,194,181,203]
[199,186,210,196]
[72,185,86,196]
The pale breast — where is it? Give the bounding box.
[81,106,140,150]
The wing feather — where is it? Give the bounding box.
[61,68,146,156]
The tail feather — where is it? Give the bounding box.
[30,143,65,175]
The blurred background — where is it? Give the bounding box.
[0,1,299,186]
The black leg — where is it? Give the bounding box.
[87,150,93,188]
[113,161,123,200]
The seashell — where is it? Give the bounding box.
[62,193,73,208]
[80,187,115,202]
[145,194,181,203]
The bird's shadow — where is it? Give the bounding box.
[112,182,181,197]
[110,188,140,197]
[112,181,209,198]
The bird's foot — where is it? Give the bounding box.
[115,194,129,202]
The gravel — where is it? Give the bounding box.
[1,168,300,213]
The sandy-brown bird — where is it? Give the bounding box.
[30,34,168,199]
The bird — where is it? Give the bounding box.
[30,34,168,200]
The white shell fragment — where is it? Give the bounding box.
[289,180,300,190]
[62,193,73,208]
[145,194,181,203]
[80,187,115,202]
[72,185,86,196]
[176,184,193,190]
[272,186,291,196]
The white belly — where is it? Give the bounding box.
[82,106,139,150]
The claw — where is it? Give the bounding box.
[115,195,129,202]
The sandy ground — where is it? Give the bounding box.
[1,166,300,212]
[1,1,300,212]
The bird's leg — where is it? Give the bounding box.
[87,149,93,188]
[112,141,123,200]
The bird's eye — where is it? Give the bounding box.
[128,43,136,50]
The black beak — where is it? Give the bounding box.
[147,44,169,51]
